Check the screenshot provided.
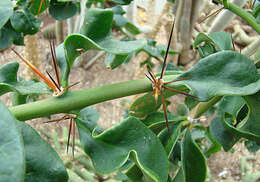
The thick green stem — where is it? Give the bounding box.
[9,78,152,121]
[190,96,222,118]
[10,76,180,121]
[223,0,260,34]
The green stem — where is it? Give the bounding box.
[223,0,260,34]
[190,96,222,118]
[9,76,176,121]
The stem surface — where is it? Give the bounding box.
[10,77,161,121]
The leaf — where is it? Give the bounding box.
[29,0,50,15]
[204,127,222,155]
[49,1,77,20]
[158,122,183,157]
[105,53,128,69]
[0,102,25,182]
[76,116,168,182]
[78,107,100,132]
[62,8,146,86]
[129,82,188,118]
[193,32,232,51]
[10,8,41,34]
[0,21,23,49]
[244,140,260,153]
[0,0,13,29]
[182,129,207,182]
[173,51,260,102]
[210,115,240,151]
[0,62,51,96]
[17,121,69,182]
[110,0,133,5]
[142,112,185,134]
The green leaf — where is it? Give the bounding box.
[210,115,240,151]
[211,92,260,149]
[175,103,189,116]
[0,102,25,182]
[172,168,184,182]
[17,121,69,182]
[0,0,13,29]
[49,1,77,20]
[158,123,183,157]
[63,8,146,86]
[204,127,222,155]
[182,129,207,182]
[10,8,41,34]
[78,107,100,132]
[244,140,260,153]
[105,53,128,69]
[129,81,188,118]
[209,96,245,151]
[174,51,260,102]
[0,21,23,49]
[142,112,185,134]
[29,0,50,15]
[193,32,232,51]
[110,0,133,5]
[0,62,51,96]
[77,116,168,182]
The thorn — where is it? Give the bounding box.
[160,90,170,134]
[163,85,197,98]
[160,18,175,79]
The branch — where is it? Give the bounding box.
[9,75,178,121]
[223,0,260,35]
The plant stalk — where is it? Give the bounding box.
[190,96,222,119]
[223,0,260,34]
[10,77,168,121]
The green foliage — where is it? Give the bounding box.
[49,0,77,20]
[18,121,69,182]
[0,0,13,29]
[10,8,41,34]
[0,102,24,182]
[76,113,168,182]
[193,32,233,58]
[1,1,260,181]
[0,102,68,182]
[174,51,260,101]
[182,129,207,182]
[62,8,146,86]
[0,62,51,96]
[110,0,133,5]
[0,21,24,48]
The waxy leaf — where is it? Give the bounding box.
[10,8,41,34]
[105,53,128,69]
[129,82,188,118]
[193,32,232,58]
[174,51,260,102]
[0,102,24,182]
[110,0,133,5]
[62,8,146,86]
[17,121,69,182]
[0,0,13,29]
[0,62,51,96]
[158,122,183,157]
[210,115,240,151]
[210,95,260,151]
[76,115,168,182]
[0,21,23,49]
[182,129,207,182]
[49,1,77,20]
[29,0,50,15]
[142,112,185,134]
